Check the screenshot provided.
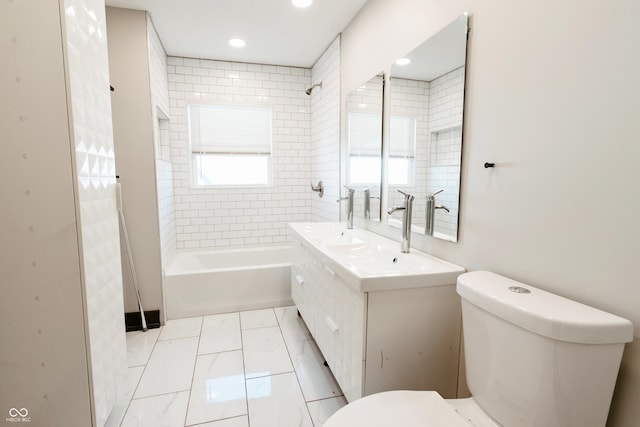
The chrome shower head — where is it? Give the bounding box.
[305,82,323,95]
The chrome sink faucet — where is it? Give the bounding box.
[363,188,380,219]
[425,190,450,236]
[387,190,415,253]
[337,186,355,229]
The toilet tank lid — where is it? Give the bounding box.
[457,271,633,344]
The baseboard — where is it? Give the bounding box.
[124,310,161,332]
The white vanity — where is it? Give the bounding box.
[289,222,465,402]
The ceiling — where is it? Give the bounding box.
[104,0,369,68]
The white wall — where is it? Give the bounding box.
[167,58,312,249]
[0,3,93,425]
[1,0,125,425]
[146,14,176,291]
[310,36,342,222]
[107,7,164,317]
[343,1,640,425]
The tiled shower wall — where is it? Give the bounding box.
[62,0,127,425]
[427,66,464,237]
[310,36,341,222]
[387,67,464,237]
[167,58,312,249]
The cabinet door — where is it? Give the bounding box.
[364,286,461,399]
[317,265,367,402]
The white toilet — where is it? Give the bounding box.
[324,271,633,427]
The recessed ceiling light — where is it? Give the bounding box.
[395,58,411,66]
[228,38,246,48]
[292,0,312,8]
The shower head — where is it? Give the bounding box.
[305,82,323,95]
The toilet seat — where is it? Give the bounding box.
[323,391,471,427]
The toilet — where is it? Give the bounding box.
[324,271,633,427]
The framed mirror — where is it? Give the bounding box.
[386,13,468,242]
[345,73,384,221]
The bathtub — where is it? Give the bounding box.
[164,245,292,319]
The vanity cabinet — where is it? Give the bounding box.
[291,234,463,403]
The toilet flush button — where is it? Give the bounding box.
[509,286,531,294]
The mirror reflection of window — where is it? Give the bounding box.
[344,74,384,221]
[388,115,416,186]
[348,112,382,185]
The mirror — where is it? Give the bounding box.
[345,74,384,221]
[386,14,468,242]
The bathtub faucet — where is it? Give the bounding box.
[387,190,414,253]
[337,186,355,229]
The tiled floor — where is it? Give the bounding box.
[112,306,347,427]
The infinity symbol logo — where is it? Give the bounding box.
[8,408,28,417]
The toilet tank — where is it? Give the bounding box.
[457,271,633,427]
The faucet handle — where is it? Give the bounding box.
[396,189,415,201]
[427,189,444,196]
[337,186,355,203]
[310,180,324,197]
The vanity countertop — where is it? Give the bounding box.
[289,222,465,292]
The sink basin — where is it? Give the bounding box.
[290,222,465,292]
[295,222,363,246]
[327,243,431,271]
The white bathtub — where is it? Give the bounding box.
[164,245,292,319]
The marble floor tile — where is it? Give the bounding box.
[242,326,293,379]
[158,317,203,341]
[287,338,342,402]
[246,372,313,427]
[104,366,145,427]
[120,306,348,427]
[193,416,249,427]
[199,313,242,355]
[126,328,161,367]
[274,306,312,345]
[120,390,190,427]
[240,308,278,330]
[134,337,199,399]
[185,351,247,426]
[306,396,348,426]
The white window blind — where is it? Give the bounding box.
[189,104,272,154]
[348,112,382,156]
[389,115,416,158]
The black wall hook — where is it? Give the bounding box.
[484,162,495,168]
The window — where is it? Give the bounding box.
[388,115,416,186]
[188,104,272,187]
[347,112,382,185]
